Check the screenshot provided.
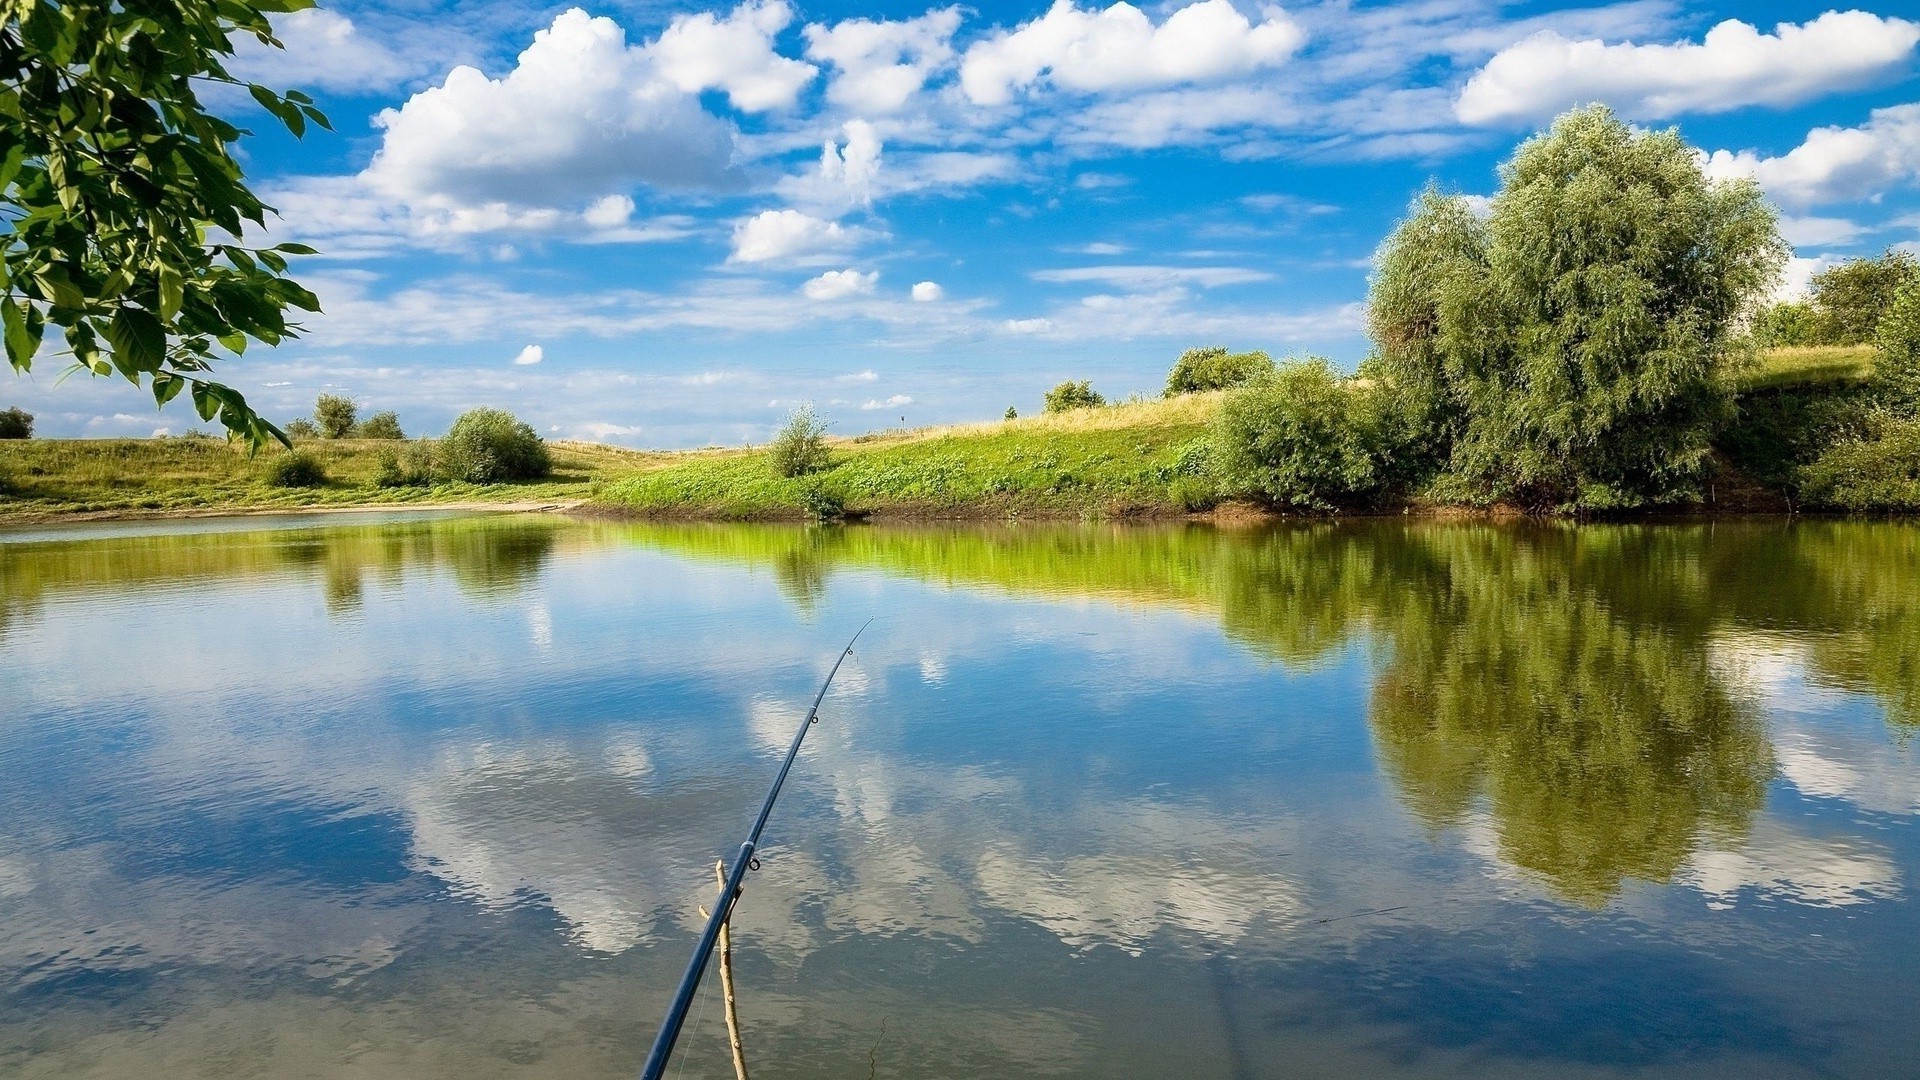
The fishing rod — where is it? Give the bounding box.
[639,619,873,1080]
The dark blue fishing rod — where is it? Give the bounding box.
[639,620,872,1080]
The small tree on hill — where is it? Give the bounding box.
[1165,347,1275,395]
[769,404,831,477]
[0,406,32,439]
[1751,301,1820,348]
[1810,251,1918,345]
[1876,275,1920,416]
[314,394,357,439]
[1043,380,1104,413]
[1368,105,1786,510]
[441,408,550,482]
[356,410,405,440]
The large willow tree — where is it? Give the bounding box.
[2,0,327,447]
[1369,106,1787,511]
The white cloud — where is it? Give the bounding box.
[1074,172,1132,190]
[1457,12,1920,126]
[363,9,736,212]
[804,8,961,113]
[803,269,880,300]
[959,0,1305,105]
[1773,255,1842,302]
[1075,242,1128,255]
[729,209,861,264]
[582,195,635,229]
[836,369,880,382]
[229,9,426,93]
[911,281,944,301]
[513,344,545,366]
[861,394,914,409]
[1703,103,1920,208]
[1003,317,1055,333]
[572,421,644,440]
[1030,264,1271,288]
[649,0,817,112]
[1778,214,1867,247]
[817,120,883,207]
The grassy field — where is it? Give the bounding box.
[1740,345,1876,390]
[0,436,667,522]
[594,393,1221,520]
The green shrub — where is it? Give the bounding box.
[1751,302,1820,348]
[0,406,32,439]
[314,394,358,439]
[356,410,405,440]
[1717,383,1874,491]
[1799,418,1920,511]
[1875,275,1920,416]
[797,478,846,520]
[1164,347,1275,396]
[266,451,327,488]
[1043,380,1104,413]
[1004,406,1018,421]
[1810,250,1918,346]
[440,408,551,482]
[1168,474,1220,511]
[284,418,318,439]
[769,404,831,478]
[1211,358,1389,510]
[373,440,439,488]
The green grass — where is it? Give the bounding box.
[1743,345,1876,390]
[0,436,666,522]
[595,394,1221,520]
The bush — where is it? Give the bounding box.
[1799,417,1920,511]
[0,406,32,439]
[284,418,318,439]
[1004,406,1018,421]
[356,411,405,440]
[769,404,831,478]
[314,394,358,439]
[1751,302,1820,348]
[440,408,551,482]
[373,440,439,488]
[797,478,846,520]
[1043,380,1104,413]
[1211,358,1389,510]
[266,452,328,488]
[1164,347,1275,396]
[1876,275,1920,416]
[1810,250,1918,346]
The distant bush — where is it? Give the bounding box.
[1809,251,1917,346]
[373,440,439,488]
[284,418,318,439]
[266,451,328,488]
[769,404,831,478]
[356,411,405,440]
[1164,347,1275,396]
[1751,302,1820,348]
[314,394,358,439]
[1799,418,1920,512]
[0,406,32,439]
[1876,276,1920,416]
[1004,406,1018,421]
[1211,358,1389,510]
[441,408,551,482]
[1043,380,1104,413]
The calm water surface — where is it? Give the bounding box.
[2,514,1917,1078]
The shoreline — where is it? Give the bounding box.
[0,498,586,529]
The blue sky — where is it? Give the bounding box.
[13,0,1920,444]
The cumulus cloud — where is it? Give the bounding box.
[1703,103,1920,207]
[363,9,736,211]
[228,9,426,93]
[803,269,880,300]
[911,281,944,301]
[862,394,914,409]
[816,120,883,206]
[513,344,545,365]
[804,8,962,113]
[959,0,1305,105]
[729,209,862,263]
[650,0,817,112]
[836,369,880,381]
[1457,12,1920,125]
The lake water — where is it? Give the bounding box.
[2,513,1917,1079]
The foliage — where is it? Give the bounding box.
[372,440,437,488]
[0,405,30,438]
[1210,357,1389,509]
[769,403,831,478]
[1,0,328,449]
[284,417,317,439]
[1367,105,1787,510]
[1043,380,1104,412]
[796,478,845,521]
[1716,381,1873,491]
[1874,274,1920,415]
[1799,417,1920,512]
[1750,301,1820,348]
[313,394,357,439]
[440,408,551,483]
[1164,346,1275,396]
[1809,250,1918,346]
[264,450,325,488]
[356,410,404,440]
[1004,406,1017,421]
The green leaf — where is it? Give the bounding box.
[152,371,187,407]
[3,300,44,371]
[273,243,320,255]
[158,265,185,321]
[191,379,219,422]
[106,306,167,374]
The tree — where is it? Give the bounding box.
[1809,251,1918,345]
[1004,405,1018,421]
[1043,380,1104,413]
[1368,106,1786,510]
[1210,358,1389,510]
[769,403,830,478]
[440,407,550,482]
[1750,301,1820,348]
[313,394,356,438]
[0,405,30,438]
[356,410,404,440]
[1164,346,1274,396]
[1874,274,1920,415]
[2,0,328,450]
